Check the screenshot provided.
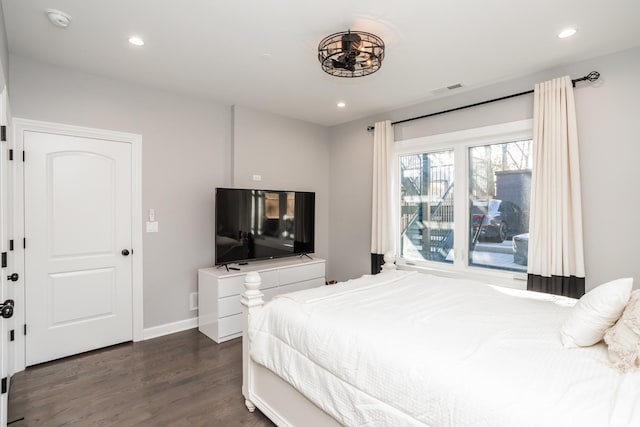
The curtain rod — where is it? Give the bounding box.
[366,71,600,132]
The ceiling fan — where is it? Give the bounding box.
[318,30,385,78]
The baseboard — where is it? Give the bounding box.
[142,317,198,340]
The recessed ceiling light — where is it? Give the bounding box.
[128,36,145,46]
[558,28,577,39]
[337,102,346,108]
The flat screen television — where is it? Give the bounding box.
[215,188,315,265]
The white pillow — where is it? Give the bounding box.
[604,290,640,371]
[560,278,633,348]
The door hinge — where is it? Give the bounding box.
[8,148,13,161]
[23,238,26,249]
[1,125,6,141]
[24,324,27,335]
[1,378,6,394]
[9,240,13,251]
[10,330,14,341]
[22,151,25,162]
[1,252,6,268]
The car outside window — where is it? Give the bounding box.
[469,140,532,272]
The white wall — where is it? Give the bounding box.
[328,46,640,291]
[9,55,232,328]
[0,2,8,87]
[232,105,330,264]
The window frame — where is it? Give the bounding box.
[393,119,533,285]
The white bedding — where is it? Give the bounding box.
[249,270,640,427]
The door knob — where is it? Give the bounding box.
[0,299,14,319]
[121,249,130,256]
[7,273,19,282]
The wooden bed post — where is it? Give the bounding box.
[241,271,264,412]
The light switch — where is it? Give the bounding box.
[146,221,159,233]
[149,208,156,221]
[252,174,262,181]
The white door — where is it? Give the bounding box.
[0,88,13,427]
[24,131,133,366]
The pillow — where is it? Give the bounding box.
[560,278,633,348]
[604,290,640,372]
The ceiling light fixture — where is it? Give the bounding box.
[558,28,577,39]
[337,102,346,108]
[46,9,71,28]
[128,36,145,46]
[318,30,385,78]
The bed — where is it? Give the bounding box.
[240,260,640,427]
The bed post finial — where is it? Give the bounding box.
[382,251,397,271]
[241,272,263,307]
[241,271,264,412]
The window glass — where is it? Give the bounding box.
[400,150,454,263]
[469,140,532,272]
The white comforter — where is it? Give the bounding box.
[249,270,640,427]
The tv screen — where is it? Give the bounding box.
[215,188,315,265]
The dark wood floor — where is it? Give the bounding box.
[8,330,275,427]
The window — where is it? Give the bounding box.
[469,140,532,272]
[400,150,454,264]
[397,120,533,275]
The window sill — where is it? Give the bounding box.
[396,260,527,290]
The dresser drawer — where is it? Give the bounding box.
[279,262,325,285]
[218,269,280,298]
[219,313,243,339]
[262,287,280,303]
[280,277,325,294]
[218,275,245,298]
[259,270,280,290]
[218,294,242,318]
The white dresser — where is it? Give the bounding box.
[198,257,326,343]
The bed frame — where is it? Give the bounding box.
[241,254,397,426]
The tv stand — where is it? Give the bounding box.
[300,253,313,260]
[216,264,240,272]
[198,257,325,343]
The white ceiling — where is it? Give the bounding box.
[3,0,640,126]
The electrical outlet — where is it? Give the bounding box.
[190,292,198,311]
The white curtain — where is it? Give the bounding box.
[371,120,394,273]
[528,76,585,297]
